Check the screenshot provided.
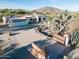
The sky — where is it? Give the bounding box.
[0,0,79,11]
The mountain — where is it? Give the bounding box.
[32,6,63,15]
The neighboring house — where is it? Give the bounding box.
[9,18,30,27]
[2,14,47,27]
[2,16,10,24]
[33,13,47,23]
[2,16,31,27]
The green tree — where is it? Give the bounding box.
[15,9,26,14]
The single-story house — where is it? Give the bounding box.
[2,14,47,27]
[2,16,31,27]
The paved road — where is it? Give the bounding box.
[11,28,46,48]
[7,28,72,59]
[5,27,47,59]
[0,25,72,59]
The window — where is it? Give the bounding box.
[12,19,26,22]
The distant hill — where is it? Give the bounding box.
[32,6,63,15]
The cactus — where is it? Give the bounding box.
[38,10,74,34]
[49,11,74,34]
[70,29,79,48]
[38,11,79,47]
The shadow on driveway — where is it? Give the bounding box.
[7,44,36,59]
[32,39,73,59]
[6,39,73,59]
